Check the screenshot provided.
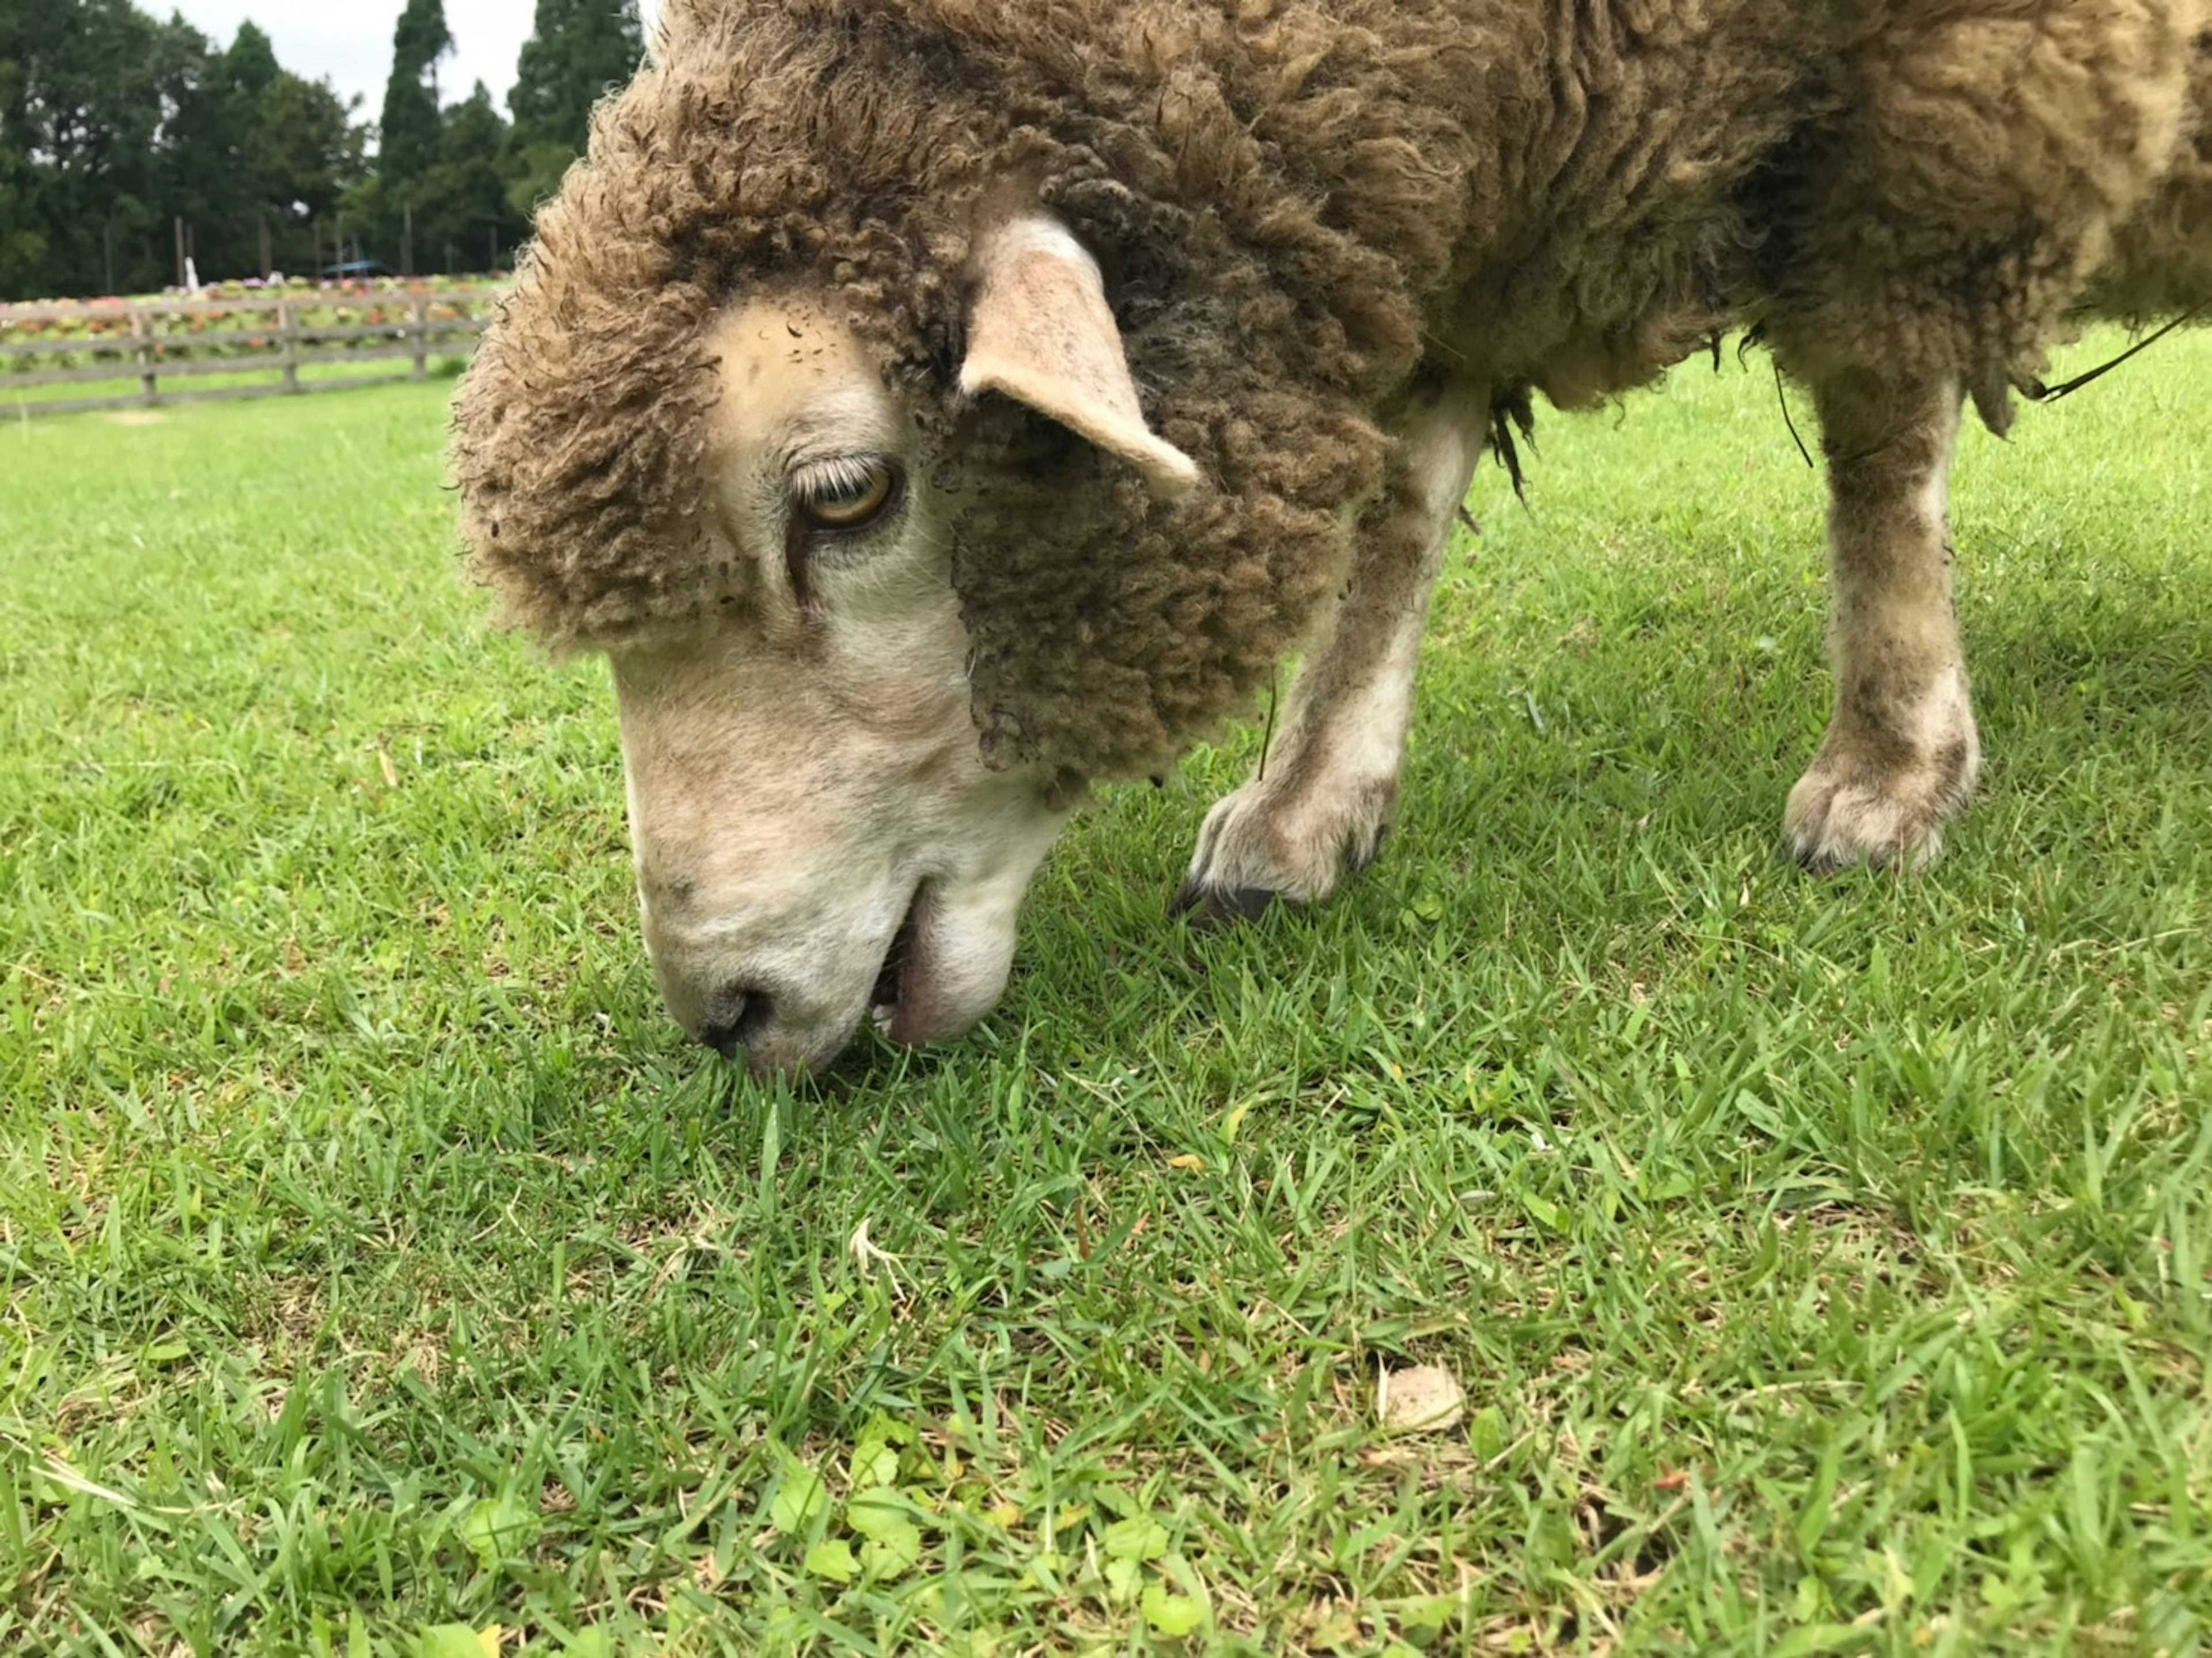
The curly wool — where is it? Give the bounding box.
[453,1,1495,780]
[453,0,2209,783]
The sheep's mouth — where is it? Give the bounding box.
[870,882,939,1045]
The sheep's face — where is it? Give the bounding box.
[570,217,1206,1074]
[611,296,1074,1076]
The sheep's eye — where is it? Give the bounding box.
[793,456,899,532]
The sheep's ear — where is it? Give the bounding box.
[960,216,1202,499]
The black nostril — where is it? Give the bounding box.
[698,986,776,1058]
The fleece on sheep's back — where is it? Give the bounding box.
[453,0,1827,781]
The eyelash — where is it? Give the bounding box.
[783,454,903,605]
[789,454,902,530]
[795,454,880,502]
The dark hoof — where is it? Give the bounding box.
[1784,832,1905,877]
[1785,836,1846,877]
[1170,881,1282,930]
[1349,823,1390,874]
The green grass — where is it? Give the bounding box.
[2,332,2207,1656]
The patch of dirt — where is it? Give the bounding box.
[109,410,165,426]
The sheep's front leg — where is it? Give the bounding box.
[1786,368,1980,870]
[1175,376,1488,923]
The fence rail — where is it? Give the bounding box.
[1,289,498,419]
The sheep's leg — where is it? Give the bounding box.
[1175,375,1488,923]
[1785,367,1980,870]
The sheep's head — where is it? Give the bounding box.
[577,221,1202,1074]
[459,201,1232,1075]
[456,201,1221,1083]
[452,2,1395,1072]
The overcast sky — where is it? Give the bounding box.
[163,0,662,122]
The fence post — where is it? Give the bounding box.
[131,308,157,406]
[280,298,299,393]
[410,294,428,380]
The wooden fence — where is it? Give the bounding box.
[0,289,497,419]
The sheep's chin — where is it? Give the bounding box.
[869,878,1022,1050]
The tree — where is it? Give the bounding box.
[504,0,642,217]
[150,13,259,281]
[224,19,278,101]
[252,70,365,274]
[377,0,452,187]
[0,13,52,291]
[508,0,642,150]
[0,2,371,296]
[0,147,51,298]
[415,82,523,272]
[254,73,362,221]
[0,0,170,295]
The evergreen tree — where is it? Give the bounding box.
[215,25,280,274]
[508,0,641,151]
[504,0,642,216]
[377,0,452,186]
[151,14,258,280]
[224,19,279,101]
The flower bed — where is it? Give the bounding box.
[1,279,504,374]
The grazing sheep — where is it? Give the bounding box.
[452,0,2211,1076]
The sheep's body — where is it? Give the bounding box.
[453,2,2210,1069]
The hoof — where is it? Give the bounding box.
[1786,829,1937,876]
[1783,761,1970,874]
[1170,881,1282,930]
[1786,680,1979,875]
[1786,821,1941,875]
[1179,774,1399,919]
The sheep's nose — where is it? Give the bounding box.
[698,985,777,1058]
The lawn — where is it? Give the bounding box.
[1,332,2207,1656]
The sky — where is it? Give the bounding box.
[162,0,662,122]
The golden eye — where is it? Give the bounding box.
[795,456,899,531]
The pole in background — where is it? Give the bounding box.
[173,217,185,290]
[131,309,156,405]
[402,201,414,278]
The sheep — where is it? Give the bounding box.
[451,0,2211,1076]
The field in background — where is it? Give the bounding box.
[1,336,2207,1654]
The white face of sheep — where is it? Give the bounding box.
[611,217,1199,1076]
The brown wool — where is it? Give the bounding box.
[452,0,2210,785]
